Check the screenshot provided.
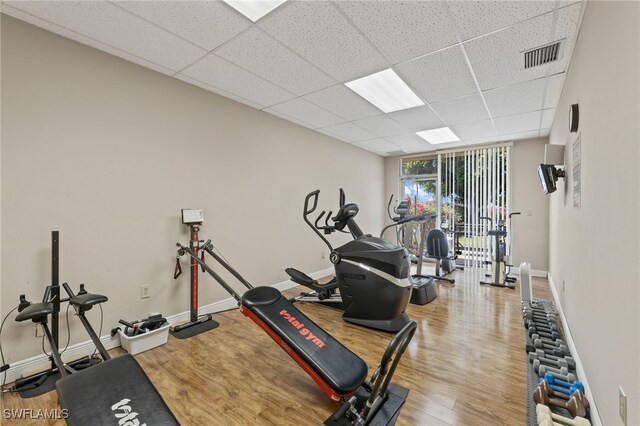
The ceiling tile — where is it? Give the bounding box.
[176,74,263,109]
[353,138,401,153]
[258,1,389,82]
[447,1,557,41]
[317,122,376,143]
[541,108,556,129]
[0,3,176,76]
[387,106,445,132]
[494,110,542,134]
[215,27,336,96]
[463,11,555,90]
[4,1,206,72]
[549,3,583,75]
[450,120,497,140]
[483,78,547,117]
[430,94,490,126]
[263,108,316,130]
[180,55,296,107]
[265,98,344,129]
[396,45,477,103]
[335,1,458,64]
[303,85,382,121]
[113,1,250,51]
[352,115,407,138]
[386,133,434,151]
[500,129,541,141]
[543,73,566,109]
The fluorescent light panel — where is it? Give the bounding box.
[416,127,460,145]
[223,0,287,22]
[345,69,424,113]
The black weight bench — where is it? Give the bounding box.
[240,286,368,400]
[56,354,178,426]
[178,240,417,425]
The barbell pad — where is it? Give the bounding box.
[536,404,592,426]
[542,368,577,384]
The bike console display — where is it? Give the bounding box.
[181,209,204,225]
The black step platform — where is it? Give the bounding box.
[240,286,368,400]
[56,354,178,426]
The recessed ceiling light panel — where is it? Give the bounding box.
[223,0,287,22]
[345,69,424,113]
[416,127,460,144]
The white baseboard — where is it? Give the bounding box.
[3,267,335,385]
[531,269,548,278]
[546,274,602,426]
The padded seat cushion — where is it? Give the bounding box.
[69,293,108,308]
[240,287,368,397]
[15,302,53,322]
[56,354,178,426]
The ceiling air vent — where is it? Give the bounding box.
[524,41,562,69]
[386,150,406,156]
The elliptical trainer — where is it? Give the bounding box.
[287,189,412,332]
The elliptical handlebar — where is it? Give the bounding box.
[509,212,522,218]
[303,189,334,251]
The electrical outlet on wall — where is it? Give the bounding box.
[140,285,150,299]
[619,386,627,425]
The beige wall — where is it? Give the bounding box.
[0,16,385,362]
[383,138,550,272]
[547,2,639,425]
[511,137,550,271]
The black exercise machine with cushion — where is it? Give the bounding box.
[12,231,177,424]
[424,229,456,284]
[176,239,417,425]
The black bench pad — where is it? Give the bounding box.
[240,286,368,397]
[56,354,178,426]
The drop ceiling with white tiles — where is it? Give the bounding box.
[1,1,585,156]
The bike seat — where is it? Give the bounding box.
[15,302,53,323]
[69,293,108,311]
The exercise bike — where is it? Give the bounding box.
[479,212,521,289]
[287,189,412,332]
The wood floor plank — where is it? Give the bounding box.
[1,268,552,425]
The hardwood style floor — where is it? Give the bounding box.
[1,267,552,425]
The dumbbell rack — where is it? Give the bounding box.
[523,298,592,426]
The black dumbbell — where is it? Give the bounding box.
[524,303,558,315]
[524,316,561,332]
[531,356,574,374]
[530,333,567,347]
[522,311,558,323]
[527,325,561,340]
[538,364,577,382]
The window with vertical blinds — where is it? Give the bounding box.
[438,145,511,267]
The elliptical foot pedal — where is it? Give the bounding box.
[410,276,437,305]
